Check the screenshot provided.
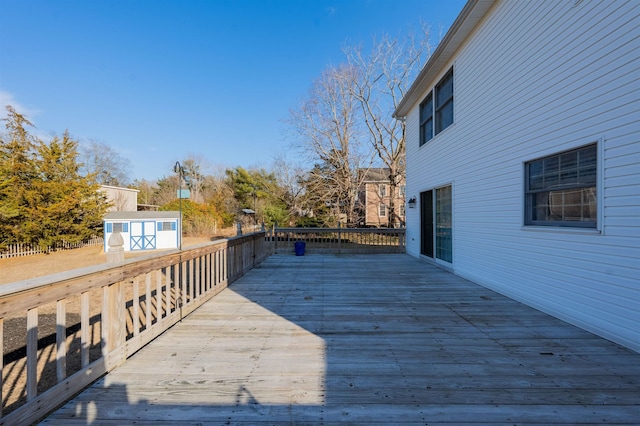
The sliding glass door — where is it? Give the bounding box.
[420,185,452,263]
[435,185,452,263]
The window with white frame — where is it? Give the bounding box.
[419,67,453,146]
[525,143,597,228]
[379,184,387,197]
[379,204,387,217]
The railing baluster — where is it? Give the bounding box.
[81,291,89,367]
[26,308,38,401]
[56,299,67,383]
[182,261,189,307]
[133,278,140,337]
[156,270,163,322]
[196,257,201,297]
[145,273,152,331]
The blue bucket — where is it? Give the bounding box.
[294,241,306,256]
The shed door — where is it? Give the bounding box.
[130,221,156,250]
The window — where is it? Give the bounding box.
[419,68,453,146]
[525,144,597,228]
[435,69,454,134]
[379,184,387,197]
[157,221,176,231]
[106,222,128,233]
[379,204,387,217]
[419,93,433,146]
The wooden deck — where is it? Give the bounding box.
[42,254,640,424]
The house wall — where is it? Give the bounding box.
[101,186,138,212]
[363,182,405,227]
[405,0,639,351]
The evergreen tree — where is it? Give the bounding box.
[24,131,108,248]
[0,106,39,245]
[0,106,109,248]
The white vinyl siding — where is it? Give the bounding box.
[404,0,640,351]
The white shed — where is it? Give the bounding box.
[395,1,639,352]
[104,211,181,252]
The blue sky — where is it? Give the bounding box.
[0,0,466,181]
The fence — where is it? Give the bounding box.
[0,236,104,259]
[0,231,272,425]
[273,227,406,254]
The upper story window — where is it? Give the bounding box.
[379,184,387,197]
[524,143,597,228]
[419,67,453,146]
[435,69,454,134]
[419,93,433,146]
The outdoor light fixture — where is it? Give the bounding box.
[408,197,417,208]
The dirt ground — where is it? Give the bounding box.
[0,235,226,285]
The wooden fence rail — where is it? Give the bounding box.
[0,231,272,425]
[0,236,104,259]
[273,227,406,254]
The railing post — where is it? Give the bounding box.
[273,225,277,254]
[338,222,342,254]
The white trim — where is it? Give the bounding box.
[597,135,605,235]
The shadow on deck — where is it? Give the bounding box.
[42,254,640,424]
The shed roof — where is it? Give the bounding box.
[105,211,180,220]
[394,0,496,118]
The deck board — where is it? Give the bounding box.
[42,254,640,424]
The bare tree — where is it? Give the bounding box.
[79,139,132,186]
[132,178,157,207]
[287,65,374,226]
[343,28,432,227]
[181,156,207,203]
[268,153,308,226]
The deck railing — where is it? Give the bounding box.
[0,231,272,425]
[272,227,406,254]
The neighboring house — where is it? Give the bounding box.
[100,185,139,212]
[394,0,639,352]
[104,211,181,252]
[357,168,406,227]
